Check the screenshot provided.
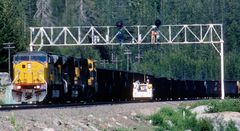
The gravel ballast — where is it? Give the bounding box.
[0,101,181,131]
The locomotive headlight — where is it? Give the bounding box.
[16,86,21,90]
[27,63,32,69]
[34,85,40,89]
[36,85,40,89]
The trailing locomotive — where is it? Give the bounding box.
[11,51,240,103]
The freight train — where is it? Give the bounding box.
[11,51,240,103]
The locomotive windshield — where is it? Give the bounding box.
[31,55,47,62]
[14,54,47,63]
[14,55,29,62]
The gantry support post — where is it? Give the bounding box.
[220,25,225,99]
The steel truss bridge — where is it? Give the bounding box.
[29,24,225,99]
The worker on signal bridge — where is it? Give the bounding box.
[151,28,158,43]
[151,19,162,43]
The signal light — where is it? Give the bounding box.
[116,20,124,43]
[155,19,161,28]
[116,20,124,29]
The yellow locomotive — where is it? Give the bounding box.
[12,52,48,102]
[12,51,96,103]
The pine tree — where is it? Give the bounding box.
[34,0,55,26]
[0,0,26,71]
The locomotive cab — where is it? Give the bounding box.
[12,52,48,103]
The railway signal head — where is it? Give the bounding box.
[155,19,161,28]
[116,20,124,29]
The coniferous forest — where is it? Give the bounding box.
[0,0,240,80]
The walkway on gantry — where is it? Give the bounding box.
[29,24,224,99]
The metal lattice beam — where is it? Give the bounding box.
[30,24,223,50]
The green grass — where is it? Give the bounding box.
[0,99,4,105]
[208,99,240,113]
[181,99,240,113]
[225,121,238,131]
[9,114,20,131]
[149,107,213,131]
[149,106,238,131]
[10,115,16,126]
[0,91,4,105]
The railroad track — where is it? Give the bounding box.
[0,99,203,111]
[0,100,155,110]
